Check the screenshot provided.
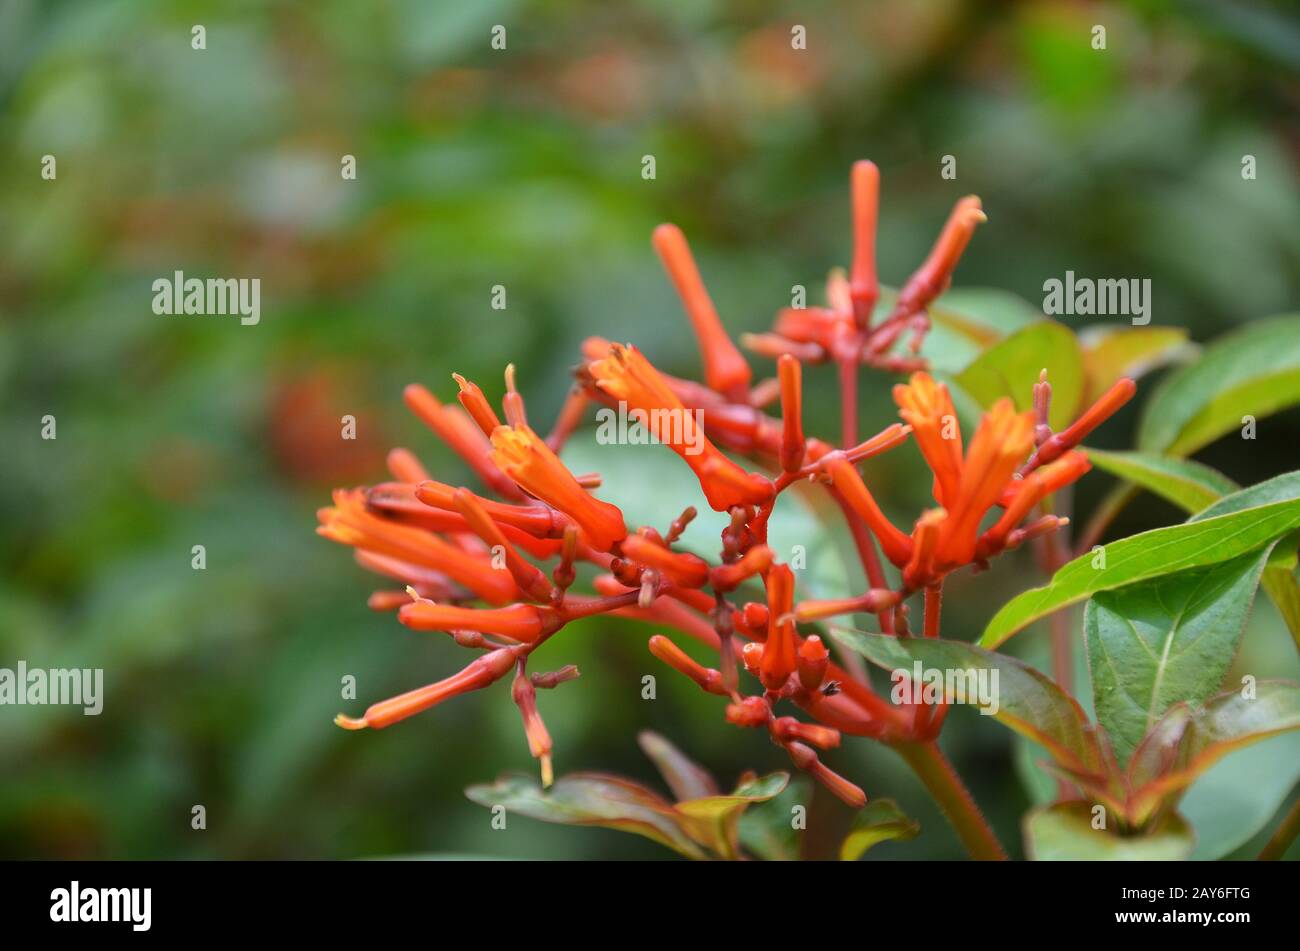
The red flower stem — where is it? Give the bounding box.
[893,740,1007,861]
[838,352,858,450]
[1036,492,1077,800]
[828,487,895,635]
[923,584,942,639]
[1035,492,1074,697]
[912,583,945,737]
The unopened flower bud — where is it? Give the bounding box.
[797,635,830,691]
[725,696,771,728]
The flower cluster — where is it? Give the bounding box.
[319,161,1134,807]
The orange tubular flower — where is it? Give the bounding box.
[335,647,518,731]
[621,533,710,588]
[451,373,504,437]
[778,354,805,473]
[711,544,774,591]
[511,664,555,787]
[824,456,914,567]
[903,508,947,591]
[772,716,840,750]
[354,549,464,601]
[414,479,567,538]
[889,372,1041,576]
[398,598,557,643]
[793,589,901,622]
[784,741,867,808]
[890,196,986,320]
[488,421,628,552]
[586,343,773,512]
[318,488,518,604]
[648,634,728,695]
[760,565,797,690]
[386,447,430,484]
[984,450,1091,553]
[452,488,554,601]
[368,482,564,560]
[892,372,963,507]
[849,159,880,328]
[652,223,752,399]
[796,636,830,692]
[402,384,522,501]
[1028,378,1137,471]
[934,398,1035,568]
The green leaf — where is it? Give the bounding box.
[465,772,707,859]
[830,629,1105,777]
[924,288,1043,373]
[1086,449,1238,513]
[980,495,1300,650]
[1179,731,1300,859]
[1025,802,1194,860]
[1187,474,1300,652]
[737,778,810,861]
[1084,548,1272,764]
[1126,681,1300,824]
[1014,737,1060,807]
[1085,465,1300,651]
[1262,568,1300,651]
[955,321,1084,430]
[1137,314,1300,456]
[1079,325,1192,406]
[636,731,719,803]
[674,771,789,860]
[838,798,920,860]
[935,288,1045,337]
[1187,471,1300,522]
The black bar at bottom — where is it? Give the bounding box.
[0,859,1287,937]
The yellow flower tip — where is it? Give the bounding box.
[540,754,554,789]
[334,713,369,731]
[916,507,947,528]
[488,423,532,467]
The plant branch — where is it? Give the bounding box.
[894,740,1008,860]
[1258,796,1300,861]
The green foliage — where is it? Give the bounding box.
[1137,315,1300,456]
[833,631,1104,777]
[956,322,1083,430]
[1087,449,1237,512]
[839,799,920,861]
[1085,549,1272,763]
[465,733,790,860]
[1025,803,1193,861]
[981,479,1300,649]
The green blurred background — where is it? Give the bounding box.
[2,0,1298,860]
